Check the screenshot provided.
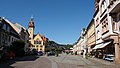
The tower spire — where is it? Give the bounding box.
[28,16,35,28]
[30,16,34,21]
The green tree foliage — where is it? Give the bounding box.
[45,40,73,54]
[66,44,73,50]
[10,40,25,57]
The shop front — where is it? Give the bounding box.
[92,40,114,59]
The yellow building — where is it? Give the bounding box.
[28,18,46,52]
[86,19,96,53]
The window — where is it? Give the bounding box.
[34,41,37,44]
[95,0,99,12]
[36,45,38,48]
[38,41,41,44]
[112,21,116,31]
[100,0,107,15]
[3,24,6,30]
[97,30,100,40]
[6,26,10,32]
[119,15,120,32]
[34,40,41,44]
[96,18,99,27]
[111,13,117,32]
[102,15,108,34]
[0,21,3,28]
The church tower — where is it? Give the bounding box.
[28,17,35,42]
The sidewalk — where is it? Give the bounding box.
[78,55,115,65]
[87,56,115,65]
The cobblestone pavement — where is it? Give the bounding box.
[48,53,120,68]
[0,55,51,68]
[0,54,120,68]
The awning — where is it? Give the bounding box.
[93,41,111,50]
[93,43,103,50]
[99,41,111,49]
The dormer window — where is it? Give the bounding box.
[100,0,107,16]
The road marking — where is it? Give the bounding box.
[51,59,58,68]
[45,57,58,68]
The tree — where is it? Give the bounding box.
[10,40,25,57]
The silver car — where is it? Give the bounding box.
[103,54,114,62]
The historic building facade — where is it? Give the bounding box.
[93,0,120,63]
[107,0,120,63]
[28,18,46,52]
[86,19,96,53]
[14,23,29,52]
[73,0,120,63]
[0,17,20,59]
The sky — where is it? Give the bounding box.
[0,0,94,44]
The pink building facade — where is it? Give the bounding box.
[94,0,120,64]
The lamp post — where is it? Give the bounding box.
[83,28,88,59]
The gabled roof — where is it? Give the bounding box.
[14,23,26,30]
[33,33,48,42]
[14,23,29,34]
[1,17,20,39]
[4,18,21,34]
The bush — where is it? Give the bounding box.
[10,40,25,57]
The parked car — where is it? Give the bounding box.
[47,51,55,56]
[103,54,114,62]
[37,51,44,56]
[6,51,15,59]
